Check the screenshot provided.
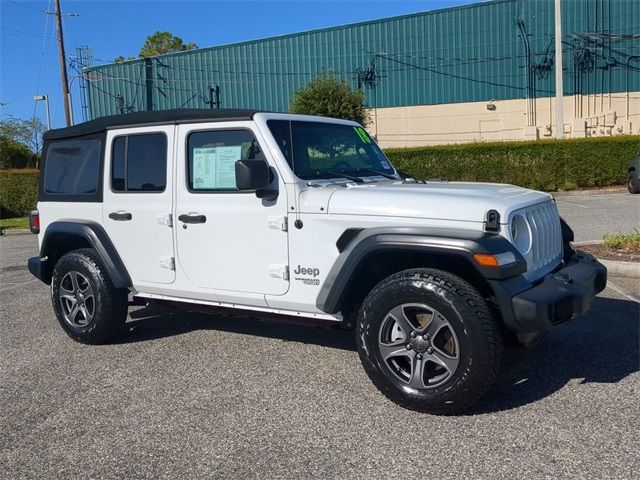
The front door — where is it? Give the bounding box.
[102,126,176,285]
[175,122,289,296]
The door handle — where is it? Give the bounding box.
[178,213,207,224]
[109,211,132,221]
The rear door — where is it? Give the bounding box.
[102,126,176,285]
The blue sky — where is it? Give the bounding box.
[1,0,479,128]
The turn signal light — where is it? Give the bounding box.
[473,253,500,268]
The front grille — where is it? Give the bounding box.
[515,201,563,281]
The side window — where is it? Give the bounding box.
[44,138,101,195]
[187,129,262,192]
[111,133,167,192]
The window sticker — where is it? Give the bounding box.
[354,127,372,144]
[374,149,391,169]
[214,146,241,188]
[192,145,241,189]
[192,148,217,189]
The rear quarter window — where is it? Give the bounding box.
[43,138,101,195]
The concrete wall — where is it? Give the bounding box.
[370,91,640,148]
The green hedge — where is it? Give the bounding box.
[384,136,640,191]
[0,136,637,218]
[0,169,39,218]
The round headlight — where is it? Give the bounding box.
[510,214,531,254]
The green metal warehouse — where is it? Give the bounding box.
[83,0,639,146]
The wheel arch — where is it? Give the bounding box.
[316,227,526,315]
[38,221,132,288]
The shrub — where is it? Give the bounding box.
[603,229,640,250]
[290,75,370,126]
[384,136,640,190]
[0,169,39,218]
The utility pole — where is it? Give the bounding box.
[554,0,564,138]
[53,0,72,126]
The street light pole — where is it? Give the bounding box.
[554,0,564,139]
[34,95,51,131]
[53,0,72,126]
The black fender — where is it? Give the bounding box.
[316,226,526,314]
[33,220,132,288]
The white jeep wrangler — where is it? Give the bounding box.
[28,109,607,414]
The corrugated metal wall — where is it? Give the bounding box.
[85,0,639,119]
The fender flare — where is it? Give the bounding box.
[38,220,132,288]
[316,226,526,314]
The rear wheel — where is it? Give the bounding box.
[628,174,640,194]
[356,268,502,414]
[51,249,128,344]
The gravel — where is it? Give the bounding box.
[1,235,638,480]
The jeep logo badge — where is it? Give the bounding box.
[293,265,320,277]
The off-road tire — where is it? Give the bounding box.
[356,268,502,415]
[628,175,640,194]
[51,248,129,344]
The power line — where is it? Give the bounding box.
[4,0,46,13]
[0,25,53,39]
[32,0,53,126]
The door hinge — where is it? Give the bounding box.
[160,256,175,270]
[269,264,289,280]
[157,213,173,228]
[268,216,288,232]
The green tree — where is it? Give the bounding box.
[0,136,35,169]
[0,117,44,169]
[113,55,135,64]
[139,31,197,58]
[289,75,370,126]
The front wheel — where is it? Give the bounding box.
[356,268,502,414]
[628,175,640,194]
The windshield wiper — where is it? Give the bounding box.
[361,167,398,180]
[327,171,364,183]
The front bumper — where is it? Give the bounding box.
[490,251,607,334]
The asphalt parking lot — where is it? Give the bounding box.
[1,234,639,479]
[554,189,639,243]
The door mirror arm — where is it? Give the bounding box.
[256,188,279,201]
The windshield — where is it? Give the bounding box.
[267,120,396,181]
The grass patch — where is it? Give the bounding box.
[603,229,640,250]
[0,216,29,230]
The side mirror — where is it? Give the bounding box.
[235,159,270,191]
[235,159,278,200]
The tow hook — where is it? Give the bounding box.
[554,272,573,285]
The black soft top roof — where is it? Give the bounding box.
[43,108,262,140]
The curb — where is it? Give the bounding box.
[0,229,31,236]
[600,259,640,278]
[574,241,640,278]
[553,187,627,196]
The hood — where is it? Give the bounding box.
[305,180,553,224]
